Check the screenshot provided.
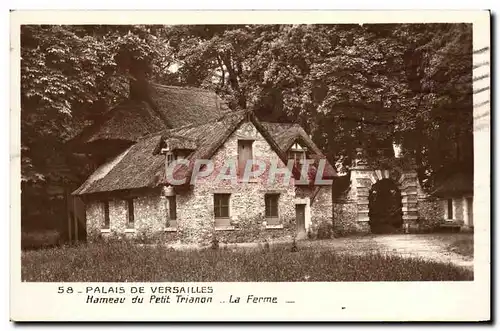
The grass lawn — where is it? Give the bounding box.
[22,241,473,282]
[427,233,474,258]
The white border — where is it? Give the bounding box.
[8,10,491,322]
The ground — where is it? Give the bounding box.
[295,233,474,271]
[21,233,474,282]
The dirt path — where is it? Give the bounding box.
[296,234,473,270]
[371,235,474,270]
[161,234,474,271]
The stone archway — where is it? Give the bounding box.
[368,178,403,233]
[349,167,419,233]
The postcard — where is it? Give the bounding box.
[10,10,490,322]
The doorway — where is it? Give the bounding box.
[295,204,306,238]
[368,179,403,233]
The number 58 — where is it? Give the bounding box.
[58,286,73,294]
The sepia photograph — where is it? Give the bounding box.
[19,21,482,283]
[10,9,490,322]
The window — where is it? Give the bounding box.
[265,194,280,225]
[447,199,453,220]
[289,151,306,162]
[214,194,230,226]
[167,196,177,228]
[237,140,253,177]
[103,201,110,229]
[166,152,174,166]
[126,199,135,228]
[288,142,307,164]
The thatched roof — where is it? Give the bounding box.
[162,136,198,151]
[73,111,337,196]
[431,170,473,197]
[150,83,230,128]
[69,83,229,149]
[72,134,165,195]
[70,100,165,147]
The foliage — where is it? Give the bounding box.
[164,24,473,183]
[20,25,170,228]
[21,229,62,250]
[22,241,473,282]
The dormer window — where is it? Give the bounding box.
[166,152,175,166]
[161,148,192,166]
[288,142,307,163]
[175,149,192,160]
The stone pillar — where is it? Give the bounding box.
[399,170,419,232]
[350,166,372,233]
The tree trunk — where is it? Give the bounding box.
[222,52,247,109]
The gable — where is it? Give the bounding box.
[73,110,336,196]
[165,112,302,185]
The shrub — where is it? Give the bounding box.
[316,221,333,239]
[211,236,219,250]
[21,230,61,250]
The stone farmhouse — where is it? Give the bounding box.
[67,78,473,244]
[70,79,336,244]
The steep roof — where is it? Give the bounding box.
[150,83,230,128]
[69,83,229,149]
[72,134,165,195]
[73,112,337,196]
[71,100,165,146]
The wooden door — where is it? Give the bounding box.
[296,204,306,238]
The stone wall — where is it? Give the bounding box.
[177,121,297,244]
[86,190,171,243]
[333,202,362,235]
[296,186,333,238]
[332,180,369,235]
[417,198,444,230]
[348,166,420,232]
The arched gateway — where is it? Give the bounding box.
[332,148,423,235]
[368,178,403,233]
[349,166,419,233]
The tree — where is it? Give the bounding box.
[20,24,169,229]
[163,24,473,185]
[20,23,474,229]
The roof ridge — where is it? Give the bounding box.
[261,121,302,127]
[136,110,245,141]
